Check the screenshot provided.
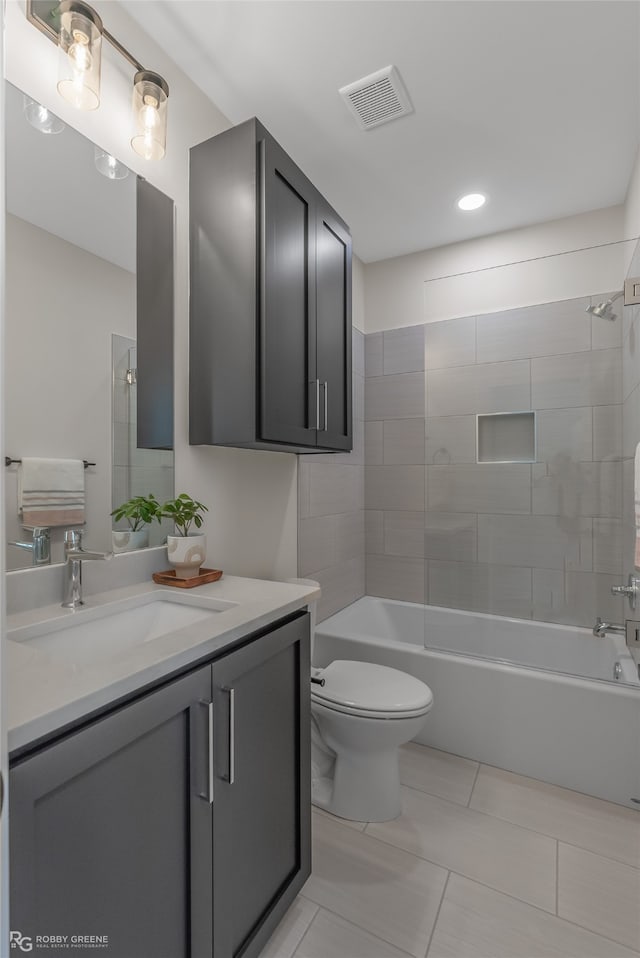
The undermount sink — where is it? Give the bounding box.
[8,592,237,668]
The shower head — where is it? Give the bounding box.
[585,291,624,321]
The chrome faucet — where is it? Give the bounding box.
[9,527,51,565]
[592,616,625,638]
[62,529,112,609]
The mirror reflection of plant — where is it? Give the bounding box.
[111,494,162,532]
[161,493,208,537]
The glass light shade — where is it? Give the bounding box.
[94,146,129,180]
[57,1,103,111]
[23,96,65,135]
[131,71,169,161]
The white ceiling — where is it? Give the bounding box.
[126,1,639,264]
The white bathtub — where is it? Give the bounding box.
[313,596,640,809]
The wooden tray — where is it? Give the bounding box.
[152,568,223,588]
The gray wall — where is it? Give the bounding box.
[297,329,365,621]
[365,296,627,628]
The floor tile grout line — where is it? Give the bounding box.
[423,870,451,958]
[466,762,482,807]
[394,775,640,869]
[298,899,417,958]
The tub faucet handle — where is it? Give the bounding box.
[610,574,640,611]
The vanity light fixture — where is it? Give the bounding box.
[131,71,169,161]
[94,146,129,180]
[26,0,169,160]
[56,0,102,111]
[457,192,487,211]
[23,95,65,134]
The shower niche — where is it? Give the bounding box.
[476,411,536,464]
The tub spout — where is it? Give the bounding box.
[593,617,625,637]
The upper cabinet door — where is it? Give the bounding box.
[315,197,353,451]
[260,136,317,447]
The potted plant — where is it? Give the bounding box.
[110,493,162,553]
[161,493,209,578]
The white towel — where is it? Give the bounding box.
[635,443,640,568]
[19,458,85,528]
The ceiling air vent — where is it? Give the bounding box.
[339,65,413,131]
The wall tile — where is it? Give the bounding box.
[476,299,590,364]
[536,407,592,464]
[365,510,384,554]
[532,569,624,627]
[383,325,425,375]
[622,458,635,574]
[531,349,621,409]
[299,516,334,576]
[384,511,425,558]
[366,372,425,421]
[334,510,365,563]
[428,560,532,619]
[532,461,622,518]
[428,464,531,514]
[591,307,623,351]
[427,361,530,418]
[314,556,366,623]
[622,309,640,400]
[365,421,383,464]
[592,405,622,461]
[425,513,477,562]
[366,554,426,603]
[353,373,365,424]
[425,416,477,464]
[365,332,383,378]
[623,384,640,460]
[592,518,623,575]
[352,327,365,377]
[477,514,593,572]
[383,419,425,464]
[307,463,361,517]
[366,465,425,511]
[425,316,476,370]
[298,461,311,518]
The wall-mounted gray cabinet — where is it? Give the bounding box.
[10,612,310,958]
[189,118,352,453]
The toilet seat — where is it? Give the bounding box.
[311,660,433,720]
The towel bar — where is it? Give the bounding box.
[5,457,96,469]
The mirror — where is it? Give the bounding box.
[4,81,174,569]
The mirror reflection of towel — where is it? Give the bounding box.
[19,458,85,528]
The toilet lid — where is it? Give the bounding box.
[311,660,433,717]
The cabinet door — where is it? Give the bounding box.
[260,135,318,447]
[315,197,352,451]
[10,667,213,958]
[211,613,311,958]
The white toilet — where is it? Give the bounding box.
[311,660,433,822]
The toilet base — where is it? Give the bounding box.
[316,746,403,822]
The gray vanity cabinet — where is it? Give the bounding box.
[9,665,213,958]
[9,612,311,958]
[211,614,311,958]
[189,117,352,454]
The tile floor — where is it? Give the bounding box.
[259,743,640,958]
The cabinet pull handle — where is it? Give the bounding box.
[323,381,328,431]
[315,379,321,431]
[198,700,214,804]
[227,687,236,785]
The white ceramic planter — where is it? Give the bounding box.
[112,528,149,554]
[167,533,206,579]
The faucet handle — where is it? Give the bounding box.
[610,574,640,611]
[63,528,83,554]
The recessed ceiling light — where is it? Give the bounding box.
[457,192,487,211]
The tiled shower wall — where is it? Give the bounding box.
[365,295,627,628]
[623,239,640,578]
[298,329,366,621]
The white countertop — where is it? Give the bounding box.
[7,574,320,753]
